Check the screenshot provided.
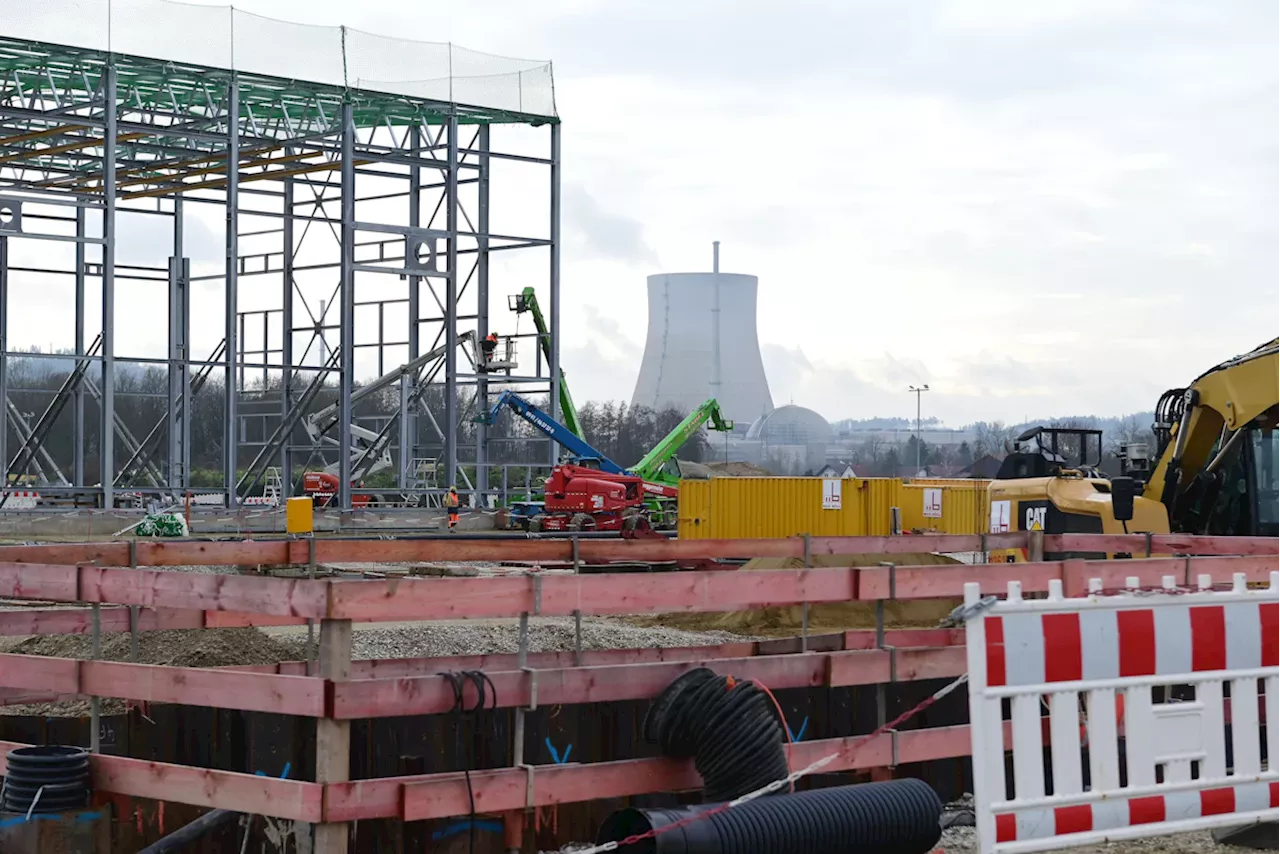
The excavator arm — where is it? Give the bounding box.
[630,398,734,483]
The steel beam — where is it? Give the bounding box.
[338,104,355,509]
[0,235,7,487]
[168,198,186,488]
[73,205,85,487]
[474,124,490,507]
[548,123,562,467]
[100,65,117,509]
[224,81,240,508]
[444,115,459,489]
[400,126,421,491]
[281,152,294,488]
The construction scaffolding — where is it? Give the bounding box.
[0,0,562,509]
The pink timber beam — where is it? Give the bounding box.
[0,563,328,617]
[1047,533,1280,556]
[384,722,990,822]
[0,740,323,821]
[0,533,1025,569]
[0,654,326,716]
[328,646,967,719]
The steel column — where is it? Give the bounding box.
[73,205,85,488]
[548,123,561,466]
[474,124,491,506]
[100,65,117,508]
[281,156,294,487]
[0,235,8,486]
[444,115,459,488]
[167,197,185,488]
[180,201,192,489]
[400,126,421,490]
[223,81,240,507]
[338,103,355,509]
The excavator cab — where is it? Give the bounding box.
[1172,409,1278,537]
[995,426,1105,480]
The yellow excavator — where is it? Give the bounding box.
[988,338,1278,559]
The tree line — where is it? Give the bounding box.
[0,352,704,490]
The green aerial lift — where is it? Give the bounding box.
[630,398,734,488]
[509,287,584,439]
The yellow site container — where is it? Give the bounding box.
[678,477,904,539]
[285,495,314,534]
[900,479,991,535]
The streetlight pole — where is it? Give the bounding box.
[908,384,930,473]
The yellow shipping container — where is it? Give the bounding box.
[900,479,991,535]
[678,477,904,539]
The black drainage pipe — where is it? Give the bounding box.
[136,808,242,853]
[1,745,90,814]
[597,778,943,854]
[643,667,789,802]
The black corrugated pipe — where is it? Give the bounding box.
[2,745,90,814]
[643,667,789,802]
[597,778,943,854]
[135,808,242,853]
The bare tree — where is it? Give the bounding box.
[973,421,1015,460]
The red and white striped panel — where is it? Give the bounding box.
[994,780,1279,844]
[1,490,40,509]
[985,602,1279,687]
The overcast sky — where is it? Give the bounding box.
[437,0,1277,426]
[14,0,1276,427]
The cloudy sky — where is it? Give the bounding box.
[436,0,1277,426]
[12,0,1277,427]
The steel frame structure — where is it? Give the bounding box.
[0,36,560,509]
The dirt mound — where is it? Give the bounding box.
[10,627,301,668]
[627,552,962,637]
[704,461,774,477]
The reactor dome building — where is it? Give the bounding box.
[630,244,774,424]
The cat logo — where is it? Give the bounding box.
[1025,505,1047,532]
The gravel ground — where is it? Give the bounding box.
[932,828,1263,853]
[343,616,753,660]
[539,827,1260,854]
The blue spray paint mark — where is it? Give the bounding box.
[544,737,572,764]
[787,716,809,742]
[431,818,502,841]
[254,763,292,779]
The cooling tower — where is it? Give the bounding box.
[631,248,774,424]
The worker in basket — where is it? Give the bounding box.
[481,332,499,367]
[445,485,460,532]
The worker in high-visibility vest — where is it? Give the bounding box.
[481,333,499,367]
[445,486,460,533]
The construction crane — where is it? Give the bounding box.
[509,287,583,438]
[629,398,733,487]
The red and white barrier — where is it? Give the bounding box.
[965,572,1279,853]
[0,490,40,510]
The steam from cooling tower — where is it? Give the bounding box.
[631,243,774,424]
